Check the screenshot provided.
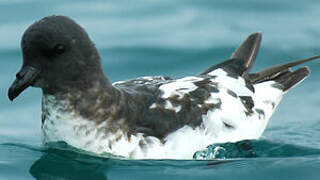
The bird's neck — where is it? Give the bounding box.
[41,74,123,124]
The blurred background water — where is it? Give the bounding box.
[1,0,320,179]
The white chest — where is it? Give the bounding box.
[41,95,108,153]
[41,95,166,158]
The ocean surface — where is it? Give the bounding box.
[1,0,320,179]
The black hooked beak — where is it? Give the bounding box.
[8,65,40,101]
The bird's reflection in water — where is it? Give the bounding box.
[29,143,109,180]
[29,142,230,180]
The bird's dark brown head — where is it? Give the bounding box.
[8,15,106,101]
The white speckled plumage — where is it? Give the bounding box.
[158,76,202,99]
[42,67,284,159]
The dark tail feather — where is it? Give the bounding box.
[201,32,262,76]
[249,55,320,84]
[231,32,262,76]
[272,67,310,91]
[200,32,319,92]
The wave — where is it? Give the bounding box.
[193,139,320,160]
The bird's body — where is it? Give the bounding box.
[41,71,283,159]
[8,16,319,159]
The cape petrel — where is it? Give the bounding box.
[8,15,320,159]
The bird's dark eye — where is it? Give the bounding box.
[54,44,65,54]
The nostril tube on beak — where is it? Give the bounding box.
[16,72,23,79]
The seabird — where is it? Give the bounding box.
[8,15,320,159]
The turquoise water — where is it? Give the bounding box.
[1,0,320,179]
